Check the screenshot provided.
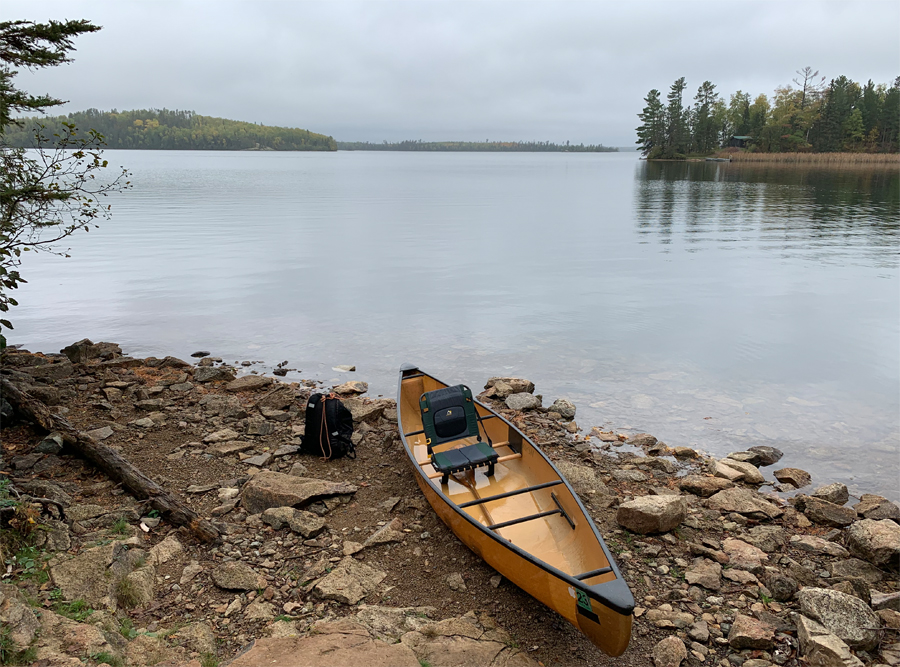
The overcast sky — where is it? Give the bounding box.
[5,0,899,146]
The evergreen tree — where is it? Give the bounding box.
[692,81,719,153]
[664,77,689,157]
[635,89,666,157]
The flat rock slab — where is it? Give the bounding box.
[791,535,849,558]
[505,392,540,410]
[227,375,274,392]
[207,440,255,455]
[685,558,722,590]
[241,471,358,514]
[706,487,783,520]
[50,541,129,610]
[212,562,266,591]
[364,518,405,547]
[679,475,733,497]
[203,428,241,444]
[314,557,387,605]
[229,621,418,667]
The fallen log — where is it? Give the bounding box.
[1,377,220,543]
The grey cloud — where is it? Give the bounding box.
[5,0,898,145]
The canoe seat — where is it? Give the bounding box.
[420,384,498,485]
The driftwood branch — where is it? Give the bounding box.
[1,377,220,543]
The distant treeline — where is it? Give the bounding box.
[4,109,336,151]
[337,139,617,152]
[637,70,900,158]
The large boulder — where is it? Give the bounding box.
[774,467,812,488]
[616,496,686,534]
[555,460,610,497]
[797,587,880,650]
[652,636,687,667]
[685,558,722,590]
[802,497,857,527]
[854,494,900,521]
[61,339,122,363]
[793,614,863,667]
[333,381,368,395]
[505,393,540,411]
[482,377,535,398]
[241,471,358,514]
[548,398,576,419]
[193,366,236,383]
[727,613,775,650]
[812,482,850,506]
[845,519,900,571]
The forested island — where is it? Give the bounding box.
[636,70,899,159]
[337,139,617,152]
[4,109,337,151]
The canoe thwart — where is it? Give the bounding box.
[574,566,613,581]
[487,508,562,531]
[402,372,426,379]
[552,492,576,529]
[458,479,563,508]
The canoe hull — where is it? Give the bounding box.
[399,366,633,657]
[414,472,633,656]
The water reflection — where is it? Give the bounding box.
[635,161,900,266]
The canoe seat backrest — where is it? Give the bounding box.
[419,385,480,451]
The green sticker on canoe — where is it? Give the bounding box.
[575,589,591,612]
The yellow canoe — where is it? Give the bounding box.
[397,365,634,656]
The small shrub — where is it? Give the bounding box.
[55,598,94,622]
[118,618,138,640]
[111,518,129,536]
[90,651,123,667]
[115,578,141,609]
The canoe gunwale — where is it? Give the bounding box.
[397,366,635,617]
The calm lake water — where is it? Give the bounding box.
[12,151,900,501]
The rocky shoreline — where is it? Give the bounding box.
[1,339,898,667]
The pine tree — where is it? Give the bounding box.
[636,89,665,157]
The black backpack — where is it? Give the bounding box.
[301,393,356,460]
